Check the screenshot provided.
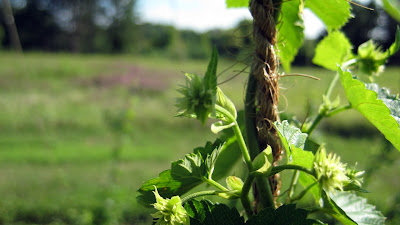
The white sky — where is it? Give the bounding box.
[137,0,325,39]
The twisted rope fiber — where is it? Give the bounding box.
[249,0,282,202]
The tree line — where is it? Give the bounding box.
[0,0,398,64]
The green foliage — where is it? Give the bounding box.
[289,146,314,168]
[277,0,304,71]
[313,31,352,71]
[330,192,386,225]
[274,120,308,158]
[246,204,322,225]
[383,0,400,22]
[305,0,351,30]
[339,68,400,150]
[320,191,357,225]
[225,0,249,8]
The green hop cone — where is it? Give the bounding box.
[313,147,349,194]
[176,73,216,124]
[357,40,386,77]
[151,186,189,225]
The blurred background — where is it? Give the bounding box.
[0,0,399,224]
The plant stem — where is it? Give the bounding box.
[204,177,229,192]
[215,105,253,172]
[326,104,352,117]
[181,190,218,204]
[241,174,256,216]
[245,73,275,209]
[290,182,318,203]
[286,170,300,202]
[269,165,314,177]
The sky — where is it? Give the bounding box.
[136,0,326,39]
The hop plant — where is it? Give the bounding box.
[151,187,189,225]
[313,147,349,193]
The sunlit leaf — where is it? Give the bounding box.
[382,0,400,23]
[289,145,314,169]
[226,0,249,8]
[313,31,352,71]
[305,0,351,30]
[339,68,400,150]
[277,0,304,71]
[321,191,357,225]
[274,121,308,158]
[330,192,386,225]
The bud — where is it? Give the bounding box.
[313,147,349,193]
[218,176,244,199]
[151,186,189,225]
[253,146,273,175]
[347,163,365,187]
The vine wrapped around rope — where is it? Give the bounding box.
[249,0,282,203]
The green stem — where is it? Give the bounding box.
[268,165,314,177]
[290,182,318,203]
[244,74,275,209]
[326,104,352,117]
[204,177,229,192]
[286,170,300,202]
[181,190,218,204]
[241,174,256,216]
[215,105,253,171]
[303,110,326,135]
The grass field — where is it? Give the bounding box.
[0,52,399,224]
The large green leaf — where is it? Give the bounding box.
[274,121,308,158]
[330,192,386,225]
[339,68,400,150]
[246,204,323,225]
[226,0,249,8]
[277,0,304,71]
[313,31,352,71]
[305,0,351,30]
[365,83,400,125]
[321,191,357,225]
[185,200,244,225]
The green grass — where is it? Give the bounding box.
[0,52,399,224]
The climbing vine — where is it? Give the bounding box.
[138,0,400,224]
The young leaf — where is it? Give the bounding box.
[289,145,314,168]
[277,0,304,71]
[313,31,352,71]
[305,0,351,30]
[339,68,400,150]
[330,192,386,225]
[274,120,308,158]
[211,121,235,134]
[321,191,357,225]
[388,26,400,56]
[184,200,244,225]
[246,204,323,225]
[137,170,202,207]
[171,152,206,180]
[226,0,249,8]
[204,47,218,92]
[205,144,222,179]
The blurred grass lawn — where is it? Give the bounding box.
[0,52,399,224]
